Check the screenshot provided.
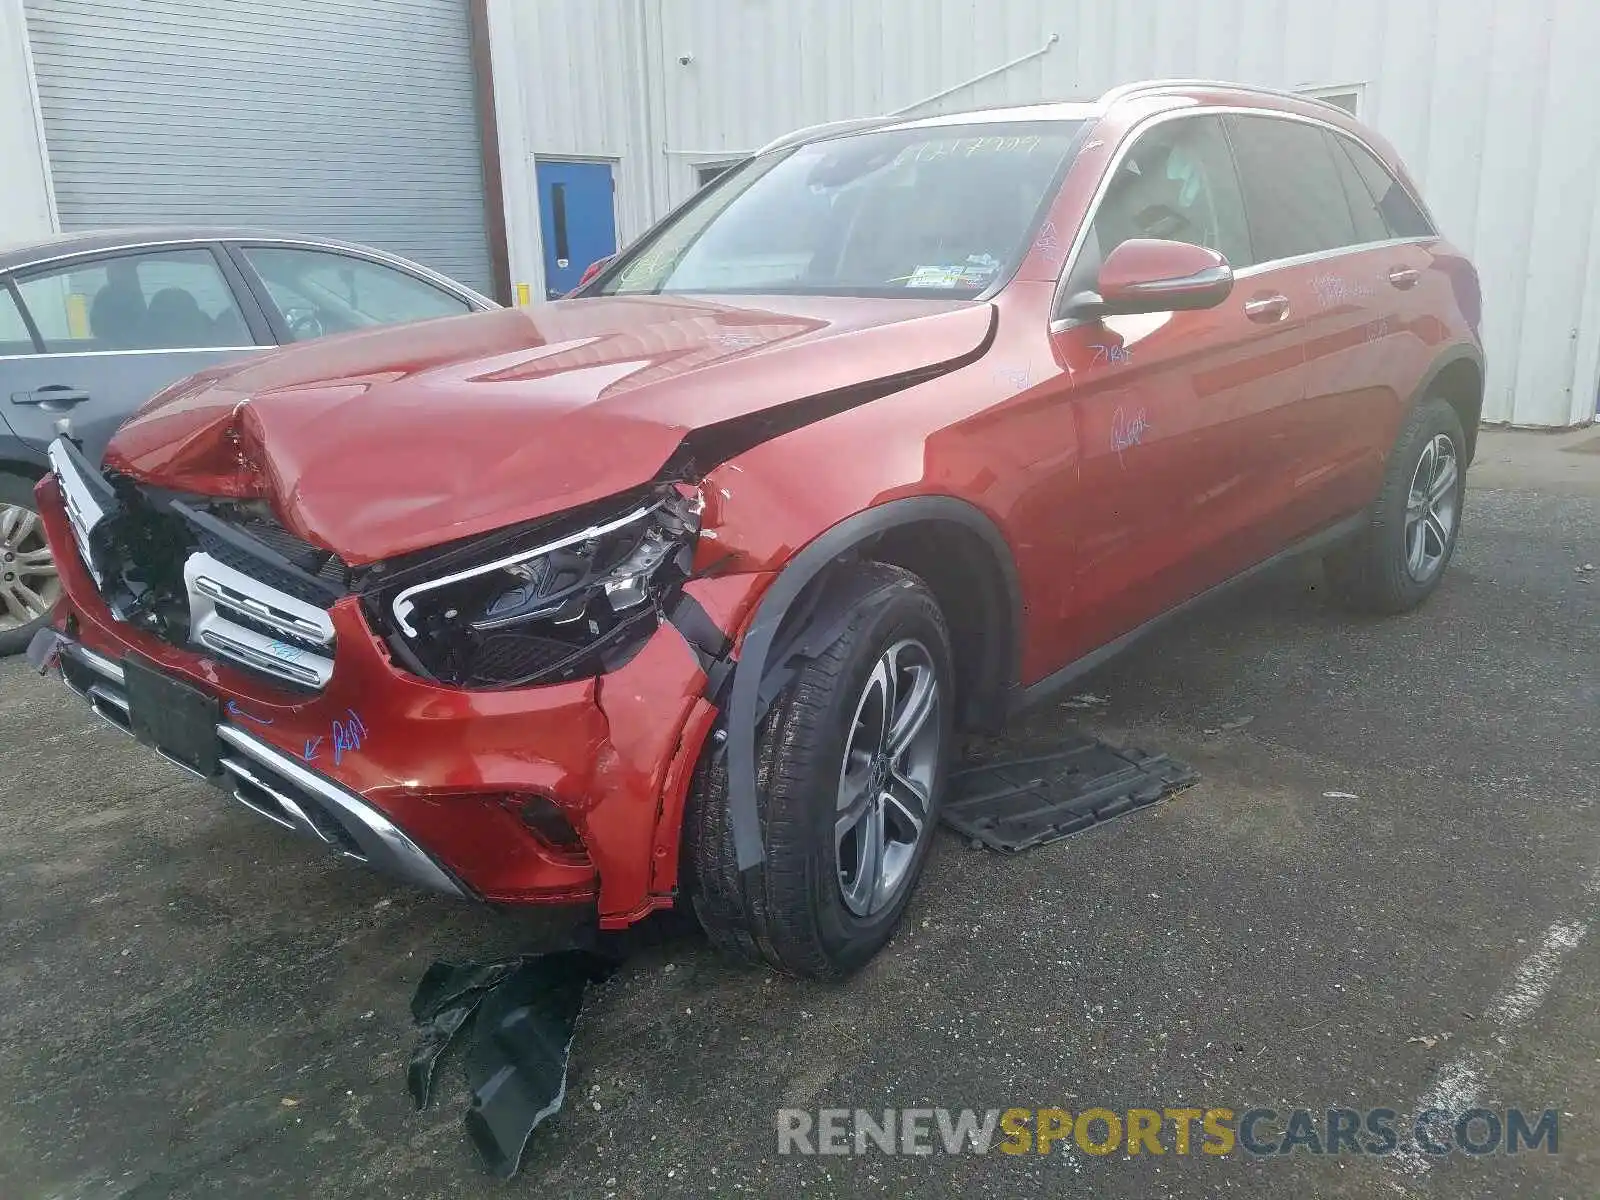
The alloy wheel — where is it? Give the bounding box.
[0,502,60,632]
[834,637,941,917]
[1404,433,1459,583]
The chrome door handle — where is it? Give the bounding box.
[11,384,92,406]
[1243,294,1289,322]
[1387,267,1421,288]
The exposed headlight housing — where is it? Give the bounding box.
[368,486,701,689]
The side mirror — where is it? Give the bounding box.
[576,255,614,290]
[1063,238,1233,320]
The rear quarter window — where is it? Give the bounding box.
[1331,135,1436,239]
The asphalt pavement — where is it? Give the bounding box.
[1,430,1596,1199]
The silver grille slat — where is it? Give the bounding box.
[198,629,328,687]
[184,551,335,688]
[47,437,109,585]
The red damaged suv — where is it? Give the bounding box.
[33,81,1482,977]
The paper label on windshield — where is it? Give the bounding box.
[906,265,964,288]
[905,255,1000,290]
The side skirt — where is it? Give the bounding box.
[1010,512,1368,716]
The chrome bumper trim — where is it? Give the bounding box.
[55,639,466,900]
[215,725,466,898]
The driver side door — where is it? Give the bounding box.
[1049,112,1307,663]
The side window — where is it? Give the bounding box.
[1331,135,1435,239]
[1065,115,1252,300]
[0,287,35,355]
[1324,131,1390,245]
[242,247,471,342]
[1225,115,1359,262]
[15,247,249,353]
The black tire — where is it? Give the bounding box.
[685,562,954,979]
[0,471,54,657]
[1327,396,1467,613]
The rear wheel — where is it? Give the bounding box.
[685,563,953,979]
[0,472,60,656]
[1327,396,1466,613]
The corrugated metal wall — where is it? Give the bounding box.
[490,0,1600,427]
[25,0,495,292]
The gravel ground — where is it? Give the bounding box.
[1,436,1596,1199]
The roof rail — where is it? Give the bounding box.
[1098,78,1355,117]
[754,114,902,156]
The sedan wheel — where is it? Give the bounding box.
[0,500,60,635]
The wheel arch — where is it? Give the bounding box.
[718,495,1022,872]
[1412,344,1485,465]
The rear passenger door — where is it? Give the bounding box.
[1225,114,1408,536]
[1326,132,1441,497]
[4,245,270,464]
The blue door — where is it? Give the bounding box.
[535,160,618,299]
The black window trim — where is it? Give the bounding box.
[1050,106,1437,328]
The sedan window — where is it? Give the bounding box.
[242,247,471,342]
[597,121,1084,298]
[15,247,249,353]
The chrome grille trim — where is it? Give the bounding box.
[184,551,335,688]
[197,628,329,687]
[47,437,108,585]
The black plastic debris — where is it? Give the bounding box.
[408,950,615,1178]
[942,733,1198,852]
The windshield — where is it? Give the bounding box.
[594,120,1084,299]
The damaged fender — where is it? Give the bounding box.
[712,496,1022,871]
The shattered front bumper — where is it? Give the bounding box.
[34,477,766,926]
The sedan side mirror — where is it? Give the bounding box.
[1063,238,1233,320]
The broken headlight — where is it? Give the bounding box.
[379,487,701,688]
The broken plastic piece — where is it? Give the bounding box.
[25,627,62,673]
[407,951,615,1178]
[463,951,615,1178]
[941,734,1198,852]
[407,959,522,1111]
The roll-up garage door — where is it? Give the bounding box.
[24,0,495,293]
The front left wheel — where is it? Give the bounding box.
[0,472,60,656]
[685,562,954,979]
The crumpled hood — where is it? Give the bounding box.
[103,294,993,564]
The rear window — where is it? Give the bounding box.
[596,120,1084,299]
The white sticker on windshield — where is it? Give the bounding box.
[906,265,964,288]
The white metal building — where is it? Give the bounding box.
[487,0,1600,429]
[3,0,1599,428]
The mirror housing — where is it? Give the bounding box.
[576,255,615,290]
[1064,238,1233,320]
